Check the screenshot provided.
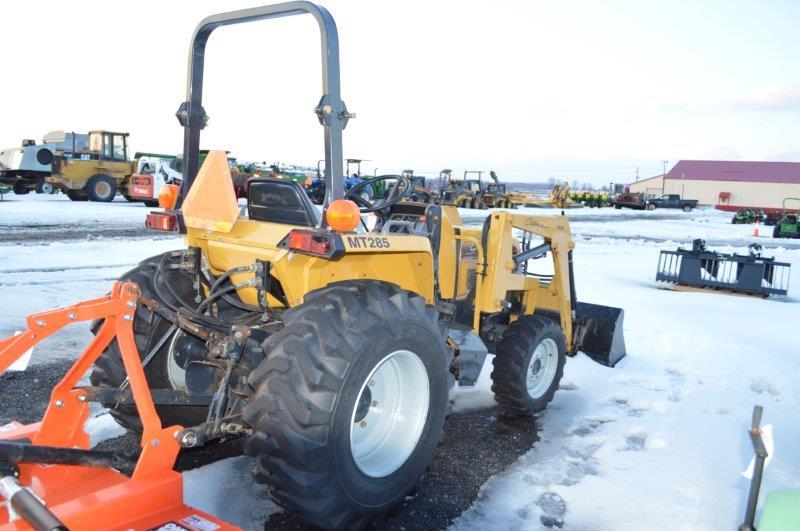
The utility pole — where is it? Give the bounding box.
[662,160,668,177]
[635,167,640,182]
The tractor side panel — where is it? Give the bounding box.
[189,223,436,308]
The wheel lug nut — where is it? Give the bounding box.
[371,401,378,407]
[360,421,367,428]
[368,380,375,387]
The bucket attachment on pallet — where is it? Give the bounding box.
[656,240,790,297]
[0,282,238,530]
[573,302,627,367]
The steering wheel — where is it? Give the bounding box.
[345,174,411,216]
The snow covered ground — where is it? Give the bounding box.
[453,237,799,530]
[1,194,798,529]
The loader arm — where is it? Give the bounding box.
[477,212,576,351]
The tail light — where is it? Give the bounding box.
[146,211,178,232]
[286,230,344,259]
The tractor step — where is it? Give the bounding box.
[448,326,488,386]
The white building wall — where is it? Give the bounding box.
[628,175,663,196]
[662,179,800,209]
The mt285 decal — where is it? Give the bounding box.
[346,236,391,249]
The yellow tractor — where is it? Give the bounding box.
[49,130,133,201]
[0,3,625,530]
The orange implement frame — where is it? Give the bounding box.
[0,282,238,530]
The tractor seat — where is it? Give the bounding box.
[247,177,321,227]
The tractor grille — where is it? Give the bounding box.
[656,247,790,296]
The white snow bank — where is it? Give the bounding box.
[183,457,280,530]
[0,193,149,225]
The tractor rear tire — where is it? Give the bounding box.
[491,315,566,416]
[90,252,208,432]
[243,281,452,529]
[85,174,117,202]
[65,189,88,201]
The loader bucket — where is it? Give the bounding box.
[573,301,627,367]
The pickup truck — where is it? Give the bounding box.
[645,194,698,212]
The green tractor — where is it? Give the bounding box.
[772,198,800,239]
[732,208,765,225]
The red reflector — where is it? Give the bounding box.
[146,211,177,232]
[288,230,332,256]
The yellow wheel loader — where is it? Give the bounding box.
[49,130,133,202]
[0,3,626,530]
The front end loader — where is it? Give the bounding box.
[0,2,627,529]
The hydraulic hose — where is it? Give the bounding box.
[198,278,261,315]
[201,265,262,313]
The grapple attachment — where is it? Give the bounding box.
[656,240,791,297]
[573,302,627,367]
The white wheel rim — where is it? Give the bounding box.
[350,349,429,478]
[166,331,187,390]
[526,338,558,399]
[96,181,112,198]
[41,183,53,194]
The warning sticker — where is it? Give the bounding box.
[149,515,219,531]
[148,523,190,531]
[180,515,220,531]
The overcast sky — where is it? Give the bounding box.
[1,0,798,184]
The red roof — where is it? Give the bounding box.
[666,160,800,184]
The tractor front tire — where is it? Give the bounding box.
[86,174,117,202]
[90,253,208,431]
[243,281,452,529]
[491,315,566,416]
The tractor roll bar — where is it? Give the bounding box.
[176,1,349,208]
